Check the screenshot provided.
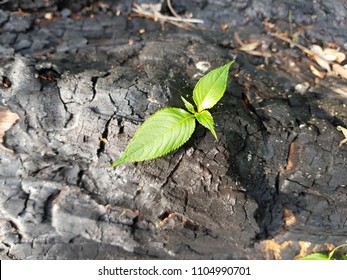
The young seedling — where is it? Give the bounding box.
[111,61,234,167]
[299,243,347,260]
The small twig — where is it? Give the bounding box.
[167,0,181,19]
[132,3,204,25]
[234,32,271,58]
[167,0,196,29]
[288,9,293,38]
[271,32,313,56]
[133,6,203,23]
[270,32,337,67]
[234,32,244,46]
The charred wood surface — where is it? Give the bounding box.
[0,0,346,259]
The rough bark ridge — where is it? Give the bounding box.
[0,0,346,259]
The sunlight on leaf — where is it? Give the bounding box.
[181,96,195,114]
[195,110,217,140]
[111,108,195,167]
[299,253,330,260]
[111,60,234,167]
[193,60,234,112]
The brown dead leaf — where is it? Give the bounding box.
[309,44,323,54]
[323,48,346,63]
[332,63,347,80]
[310,45,331,72]
[262,19,282,34]
[309,45,346,72]
[234,32,271,57]
[310,65,326,78]
[0,107,20,153]
[234,32,259,51]
[220,23,229,31]
[239,41,260,51]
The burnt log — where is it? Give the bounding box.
[0,0,346,260]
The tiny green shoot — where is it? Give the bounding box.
[299,244,347,260]
[111,60,234,167]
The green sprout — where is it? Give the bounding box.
[111,61,234,167]
[299,244,347,260]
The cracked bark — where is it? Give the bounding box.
[0,0,347,260]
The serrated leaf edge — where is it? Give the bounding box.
[195,110,218,140]
[193,60,234,112]
[181,96,196,114]
[111,108,195,167]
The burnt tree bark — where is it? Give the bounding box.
[0,0,346,259]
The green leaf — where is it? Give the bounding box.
[193,60,234,112]
[181,96,195,114]
[328,244,347,260]
[111,108,195,167]
[299,253,330,260]
[195,110,217,140]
